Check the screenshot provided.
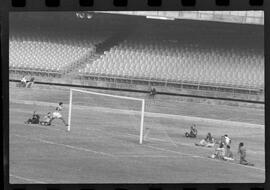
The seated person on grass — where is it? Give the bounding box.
[185,124,197,138]
[223,145,234,161]
[195,132,215,147]
[209,143,226,159]
[39,112,52,126]
[25,111,40,124]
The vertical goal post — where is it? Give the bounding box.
[67,88,146,144]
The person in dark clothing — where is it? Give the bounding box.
[238,142,254,166]
[25,111,40,124]
[26,76,35,88]
[40,112,52,126]
[149,86,157,98]
[185,124,198,138]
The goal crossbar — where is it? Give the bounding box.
[70,88,145,101]
[67,88,145,144]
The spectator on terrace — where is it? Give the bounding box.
[149,86,157,98]
[26,76,35,88]
[20,75,27,87]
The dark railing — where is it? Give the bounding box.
[10,69,264,103]
[79,73,263,94]
[9,78,264,105]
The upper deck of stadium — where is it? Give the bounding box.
[9,12,264,96]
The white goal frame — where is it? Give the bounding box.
[68,88,145,144]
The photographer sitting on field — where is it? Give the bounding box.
[195,132,215,147]
[185,124,197,138]
[25,111,40,124]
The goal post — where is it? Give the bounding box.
[67,88,145,144]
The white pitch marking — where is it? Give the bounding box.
[10,174,46,184]
[22,122,265,158]
[10,105,264,170]
[10,100,264,128]
[26,124,63,131]
[144,144,265,171]
[13,134,115,157]
[116,155,184,158]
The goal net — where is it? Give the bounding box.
[67,88,145,144]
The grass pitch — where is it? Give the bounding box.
[9,86,265,183]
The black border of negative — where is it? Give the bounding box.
[1,0,269,190]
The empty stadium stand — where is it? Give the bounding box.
[79,38,264,90]
[9,12,264,94]
[9,30,112,75]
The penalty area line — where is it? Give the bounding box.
[144,144,265,172]
[12,134,115,158]
[10,174,46,184]
[25,124,64,132]
[116,154,184,158]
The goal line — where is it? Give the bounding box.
[67,88,145,144]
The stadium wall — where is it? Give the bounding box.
[9,75,264,109]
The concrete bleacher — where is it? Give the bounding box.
[10,40,93,73]
[9,12,264,92]
[80,38,264,90]
[9,29,110,74]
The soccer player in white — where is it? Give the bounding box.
[224,134,231,145]
[49,102,68,127]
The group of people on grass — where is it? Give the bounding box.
[184,124,254,166]
[25,102,69,128]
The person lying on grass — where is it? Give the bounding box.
[39,112,52,126]
[195,132,215,147]
[185,124,197,138]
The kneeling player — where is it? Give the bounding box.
[40,112,52,126]
[238,142,254,166]
[49,102,68,127]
